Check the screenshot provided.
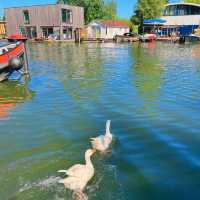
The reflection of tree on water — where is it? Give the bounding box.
[0,81,34,118]
[131,43,164,110]
[62,45,104,102]
[190,44,200,84]
[29,43,104,102]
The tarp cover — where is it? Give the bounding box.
[143,19,167,24]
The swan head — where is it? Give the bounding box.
[85,149,96,157]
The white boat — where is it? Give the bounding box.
[186,34,200,42]
[139,34,156,42]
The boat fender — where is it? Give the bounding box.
[9,57,23,71]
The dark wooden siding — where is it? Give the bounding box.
[5,4,84,36]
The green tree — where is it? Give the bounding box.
[184,0,200,3]
[57,0,117,24]
[131,0,167,29]
[103,0,117,20]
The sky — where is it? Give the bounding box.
[0,0,180,19]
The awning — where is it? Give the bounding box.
[143,19,167,24]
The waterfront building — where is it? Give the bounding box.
[4,4,84,40]
[143,3,200,36]
[87,20,130,39]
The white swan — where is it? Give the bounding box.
[90,120,113,152]
[58,149,96,192]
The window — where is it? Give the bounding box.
[63,28,72,39]
[42,27,54,38]
[23,10,30,24]
[62,9,72,23]
[19,26,26,36]
[164,5,200,16]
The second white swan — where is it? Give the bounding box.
[90,120,113,152]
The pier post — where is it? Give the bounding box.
[23,42,29,76]
[75,28,81,43]
[78,29,81,43]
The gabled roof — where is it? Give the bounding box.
[89,20,129,28]
[100,20,129,27]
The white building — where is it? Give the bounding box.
[87,20,130,39]
[144,3,200,36]
[162,3,200,25]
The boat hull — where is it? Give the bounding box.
[187,36,200,42]
[0,42,25,82]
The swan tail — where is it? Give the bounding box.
[72,190,88,200]
[57,170,68,174]
[106,120,111,134]
[90,137,97,141]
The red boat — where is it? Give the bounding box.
[0,34,28,82]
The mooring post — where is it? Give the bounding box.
[78,28,81,44]
[23,41,29,76]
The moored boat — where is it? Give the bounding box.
[180,27,200,43]
[0,34,28,82]
[139,34,156,42]
[185,34,200,43]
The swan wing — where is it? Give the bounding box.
[90,135,107,151]
[58,170,68,174]
[90,135,105,143]
[66,164,85,177]
[91,135,113,151]
[59,177,86,191]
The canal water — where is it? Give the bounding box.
[1,42,200,200]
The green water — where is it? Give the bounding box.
[1,42,200,200]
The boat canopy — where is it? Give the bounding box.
[0,42,10,48]
[143,19,167,24]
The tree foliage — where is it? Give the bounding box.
[103,0,117,20]
[184,0,200,3]
[131,0,168,27]
[57,0,117,24]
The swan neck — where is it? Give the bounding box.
[85,155,93,167]
[106,131,111,137]
[106,120,111,136]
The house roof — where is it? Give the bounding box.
[94,20,129,28]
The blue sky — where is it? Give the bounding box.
[0,0,180,19]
